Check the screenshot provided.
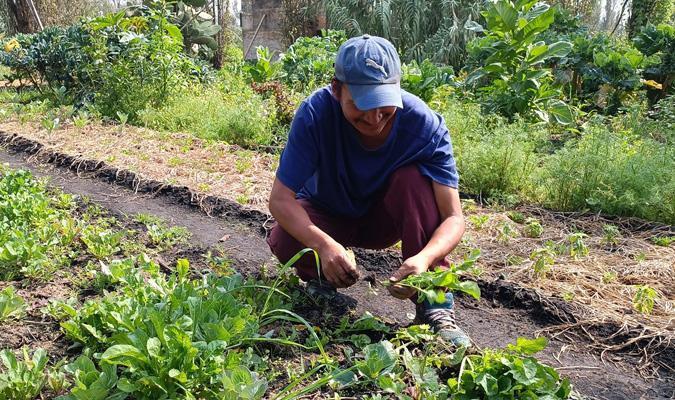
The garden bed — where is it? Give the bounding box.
[1,132,673,398]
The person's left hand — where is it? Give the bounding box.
[387,254,430,299]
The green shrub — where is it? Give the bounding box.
[538,125,675,223]
[556,33,655,114]
[0,9,209,122]
[140,84,276,148]
[401,59,455,102]
[464,0,573,123]
[279,29,346,93]
[634,23,675,103]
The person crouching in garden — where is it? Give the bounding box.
[266,34,470,347]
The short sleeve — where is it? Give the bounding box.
[417,120,459,189]
[276,102,319,193]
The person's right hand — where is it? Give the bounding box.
[317,240,360,288]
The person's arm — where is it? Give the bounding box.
[269,178,359,288]
[388,182,465,298]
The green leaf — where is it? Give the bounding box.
[547,100,574,125]
[101,345,149,368]
[452,280,481,299]
[508,336,548,355]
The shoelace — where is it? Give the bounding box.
[424,308,459,330]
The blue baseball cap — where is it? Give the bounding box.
[335,34,402,111]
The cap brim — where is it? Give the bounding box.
[347,83,403,111]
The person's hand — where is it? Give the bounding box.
[317,240,360,288]
[387,254,431,299]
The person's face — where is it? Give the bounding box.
[332,81,397,137]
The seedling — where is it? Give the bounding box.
[40,116,60,135]
[523,217,544,238]
[530,247,555,277]
[497,221,518,243]
[567,232,589,259]
[80,226,123,260]
[72,111,90,129]
[601,224,621,246]
[0,347,49,399]
[383,250,481,304]
[602,271,618,284]
[467,215,489,230]
[0,286,25,322]
[115,111,128,132]
[651,236,674,247]
[633,285,658,315]
[506,211,526,224]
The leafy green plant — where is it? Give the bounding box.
[56,355,121,400]
[401,59,455,102]
[602,271,618,284]
[633,285,658,315]
[530,247,555,277]
[651,235,674,246]
[0,286,25,322]
[80,226,123,260]
[497,221,519,243]
[523,217,544,238]
[385,250,481,304]
[279,29,346,92]
[41,116,60,134]
[0,168,80,281]
[506,211,526,224]
[244,47,281,84]
[634,24,675,104]
[567,232,589,259]
[135,214,190,250]
[468,214,490,230]
[0,348,49,400]
[601,224,621,246]
[448,337,571,398]
[465,0,573,123]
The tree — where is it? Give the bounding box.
[627,0,674,37]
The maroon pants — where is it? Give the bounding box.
[266,164,449,281]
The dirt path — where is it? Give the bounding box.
[1,146,673,399]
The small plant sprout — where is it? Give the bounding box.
[633,285,658,315]
[468,214,489,230]
[651,236,674,247]
[497,221,518,243]
[116,111,128,132]
[72,110,90,128]
[602,271,618,284]
[562,291,575,301]
[0,286,26,322]
[567,232,589,259]
[41,116,60,135]
[601,224,621,246]
[523,217,544,238]
[530,247,555,277]
[506,211,526,224]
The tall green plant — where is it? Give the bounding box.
[634,24,675,103]
[464,0,573,123]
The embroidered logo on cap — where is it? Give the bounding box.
[365,58,387,77]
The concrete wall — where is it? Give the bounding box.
[241,0,284,60]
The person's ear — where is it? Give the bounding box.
[331,78,342,101]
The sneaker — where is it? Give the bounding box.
[415,294,472,348]
[305,278,337,299]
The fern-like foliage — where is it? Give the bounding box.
[313,0,483,68]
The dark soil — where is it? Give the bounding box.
[1,139,674,399]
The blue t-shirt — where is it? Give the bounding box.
[276,86,459,218]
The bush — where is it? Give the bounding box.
[538,124,675,223]
[140,83,277,148]
[0,8,209,122]
[464,0,573,123]
[279,29,346,93]
[633,23,675,103]
[433,92,540,203]
[556,33,655,114]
